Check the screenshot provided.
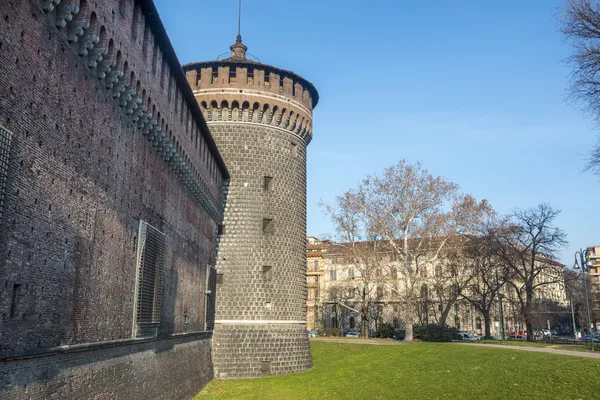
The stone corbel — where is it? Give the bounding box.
[137,112,152,128]
[87,46,107,69]
[119,88,135,107]
[40,0,61,12]
[103,70,122,89]
[111,78,129,99]
[78,34,99,56]
[67,19,90,43]
[131,105,147,122]
[55,4,79,28]
[96,59,115,79]
[125,97,142,115]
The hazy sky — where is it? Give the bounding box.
[155,0,599,266]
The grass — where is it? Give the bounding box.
[196,340,600,400]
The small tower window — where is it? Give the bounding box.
[263,176,273,192]
[279,76,284,92]
[262,218,274,234]
[229,67,236,84]
[291,142,298,157]
[211,68,218,84]
[264,71,270,87]
[195,70,201,87]
[247,67,254,84]
[262,266,272,282]
[218,224,225,235]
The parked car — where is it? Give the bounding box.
[578,332,600,343]
[458,331,479,341]
[509,332,527,340]
[345,330,360,338]
[307,328,318,338]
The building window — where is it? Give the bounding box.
[349,316,355,329]
[218,224,225,235]
[264,71,270,87]
[348,268,355,280]
[0,126,13,222]
[377,286,384,298]
[211,68,218,84]
[420,267,428,278]
[348,288,355,298]
[313,260,319,269]
[291,142,298,157]
[262,266,272,282]
[262,218,274,234]
[133,221,166,338]
[390,267,397,280]
[435,264,443,277]
[329,269,337,281]
[229,67,236,84]
[247,67,254,84]
[475,317,482,330]
[263,176,273,192]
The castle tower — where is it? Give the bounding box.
[183,34,318,378]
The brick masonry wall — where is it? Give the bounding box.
[208,123,312,377]
[0,333,213,400]
[0,0,224,397]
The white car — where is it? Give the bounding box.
[458,331,479,341]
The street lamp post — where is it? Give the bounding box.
[574,248,594,351]
[498,293,505,343]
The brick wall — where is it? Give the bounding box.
[0,0,226,397]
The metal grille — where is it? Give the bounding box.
[0,127,12,222]
[133,221,166,338]
[205,265,217,330]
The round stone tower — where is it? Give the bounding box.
[183,35,318,378]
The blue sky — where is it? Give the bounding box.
[155,0,599,266]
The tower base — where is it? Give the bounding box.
[212,323,312,378]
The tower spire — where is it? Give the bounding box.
[230,0,247,60]
[237,0,242,43]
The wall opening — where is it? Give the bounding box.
[262,266,272,282]
[262,218,274,234]
[133,221,166,338]
[263,176,273,192]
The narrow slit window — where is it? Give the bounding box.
[291,142,298,157]
[218,224,225,235]
[211,68,218,84]
[263,176,273,192]
[229,68,236,84]
[264,71,270,87]
[262,266,272,282]
[262,218,274,234]
[247,67,254,84]
[133,221,166,338]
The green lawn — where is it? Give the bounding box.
[196,340,600,400]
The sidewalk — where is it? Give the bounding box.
[311,337,408,345]
[457,342,600,359]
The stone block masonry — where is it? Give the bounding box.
[185,41,319,377]
[0,0,228,398]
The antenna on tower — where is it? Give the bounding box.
[236,0,242,43]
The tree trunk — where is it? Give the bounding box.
[483,310,491,339]
[439,304,452,327]
[405,323,414,341]
[526,289,534,341]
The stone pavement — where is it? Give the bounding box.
[456,342,600,359]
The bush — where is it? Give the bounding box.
[372,323,395,339]
[318,327,341,337]
[414,324,461,342]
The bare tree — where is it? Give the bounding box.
[350,160,491,341]
[491,204,568,341]
[560,0,600,174]
[320,192,387,337]
[461,232,513,339]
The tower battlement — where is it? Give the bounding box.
[183,61,318,144]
